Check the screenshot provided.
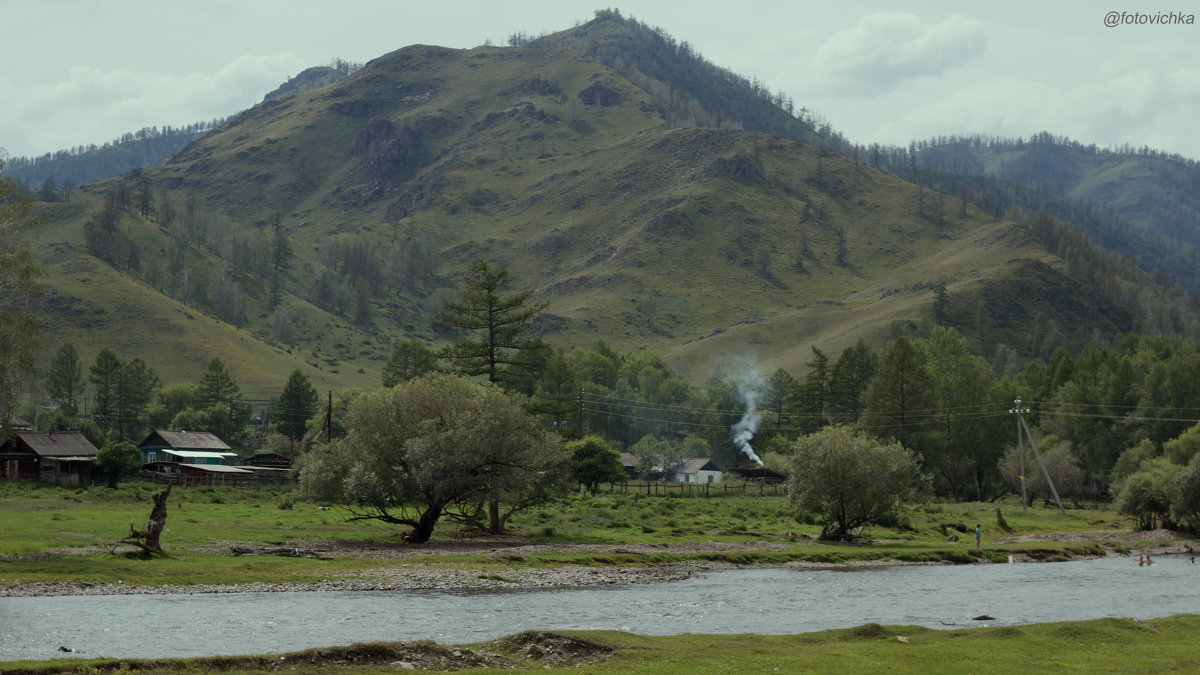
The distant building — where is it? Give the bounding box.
[144,461,260,487]
[618,451,639,480]
[138,430,236,466]
[671,458,722,484]
[727,465,787,485]
[238,452,292,469]
[0,431,99,486]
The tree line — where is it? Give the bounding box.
[4,121,225,190]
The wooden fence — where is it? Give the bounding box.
[142,470,296,489]
[593,481,786,498]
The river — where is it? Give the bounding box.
[2,556,1196,661]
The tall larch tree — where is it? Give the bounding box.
[275,369,318,446]
[89,348,124,432]
[46,343,84,415]
[433,258,549,389]
[862,337,936,451]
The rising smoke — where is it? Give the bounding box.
[729,359,765,466]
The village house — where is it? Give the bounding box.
[138,430,236,465]
[143,461,263,487]
[671,458,723,484]
[0,431,99,486]
[236,452,294,485]
[617,451,640,480]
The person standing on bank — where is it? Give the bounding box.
[975,524,981,549]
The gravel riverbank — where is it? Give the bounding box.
[3,532,1189,598]
[0,563,714,597]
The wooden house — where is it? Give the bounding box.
[239,452,292,469]
[618,451,639,480]
[0,431,99,486]
[138,430,236,466]
[237,453,294,485]
[671,458,722,484]
[144,461,261,487]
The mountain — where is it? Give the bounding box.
[30,13,1196,398]
[5,62,359,192]
[907,133,1200,292]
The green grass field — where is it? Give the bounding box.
[0,480,1153,588]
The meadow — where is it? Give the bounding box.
[0,480,1147,587]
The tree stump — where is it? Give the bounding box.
[120,485,171,554]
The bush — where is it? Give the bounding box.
[1114,458,1181,530]
[787,426,929,540]
[1172,454,1200,533]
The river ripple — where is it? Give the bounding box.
[2,555,1197,661]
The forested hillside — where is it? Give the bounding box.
[904,133,1200,292]
[5,122,223,194]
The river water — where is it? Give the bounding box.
[2,556,1197,661]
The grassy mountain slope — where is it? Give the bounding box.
[37,21,1152,394]
[35,201,381,398]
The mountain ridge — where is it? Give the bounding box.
[22,14,1193,400]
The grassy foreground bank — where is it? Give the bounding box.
[4,616,1200,673]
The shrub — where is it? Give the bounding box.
[788,426,929,540]
[1114,458,1181,530]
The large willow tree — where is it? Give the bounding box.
[298,372,567,543]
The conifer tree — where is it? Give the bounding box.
[382,339,437,388]
[198,358,240,409]
[434,258,549,388]
[275,369,318,444]
[46,343,84,414]
[89,348,124,431]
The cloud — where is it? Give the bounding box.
[812,12,988,95]
[0,53,303,158]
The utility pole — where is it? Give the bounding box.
[577,387,584,435]
[324,391,332,444]
[1010,399,1066,515]
[1011,398,1029,512]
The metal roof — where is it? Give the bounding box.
[141,430,231,451]
[160,450,238,460]
[179,464,254,474]
[674,458,721,474]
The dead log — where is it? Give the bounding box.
[231,545,325,558]
[119,485,171,555]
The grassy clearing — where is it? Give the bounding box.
[4,616,1199,673]
[0,480,1153,590]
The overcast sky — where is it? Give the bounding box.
[4,0,1198,161]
